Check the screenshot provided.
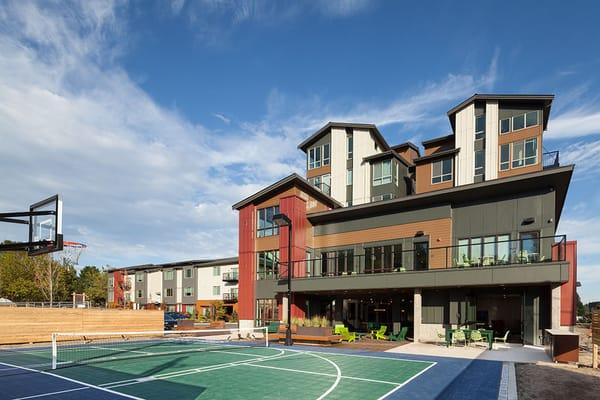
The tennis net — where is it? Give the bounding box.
[51,327,268,369]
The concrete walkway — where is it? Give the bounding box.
[386,342,551,363]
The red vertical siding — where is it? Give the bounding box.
[560,241,577,326]
[279,195,307,319]
[113,270,124,306]
[238,204,256,321]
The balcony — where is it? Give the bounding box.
[222,272,239,283]
[223,293,238,303]
[543,151,560,169]
[275,235,567,280]
[311,181,331,196]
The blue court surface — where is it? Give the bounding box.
[0,343,503,400]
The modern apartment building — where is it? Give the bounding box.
[108,257,239,318]
[233,94,577,346]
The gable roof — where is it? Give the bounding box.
[362,150,413,167]
[232,173,343,210]
[298,122,390,152]
[447,94,554,132]
[390,142,421,156]
[421,134,455,147]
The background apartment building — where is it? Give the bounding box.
[233,93,577,346]
[108,257,239,318]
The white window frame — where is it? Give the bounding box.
[346,134,353,160]
[165,287,174,297]
[257,205,280,238]
[309,174,331,195]
[500,118,511,134]
[431,158,453,184]
[164,270,174,280]
[510,138,538,169]
[136,272,144,282]
[475,114,486,140]
[185,268,193,279]
[307,143,330,169]
[213,266,221,276]
[184,287,194,297]
[212,286,221,296]
[499,110,539,135]
[372,160,392,186]
[499,144,510,171]
[474,149,485,177]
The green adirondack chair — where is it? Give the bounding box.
[334,324,346,335]
[388,326,408,341]
[340,327,357,343]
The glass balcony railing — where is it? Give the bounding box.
[543,151,560,169]
[223,293,238,302]
[222,272,239,282]
[274,235,567,279]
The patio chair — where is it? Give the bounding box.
[494,330,510,344]
[373,325,388,340]
[518,250,529,263]
[334,324,345,335]
[454,258,469,268]
[452,329,467,346]
[437,330,446,346]
[340,327,357,343]
[469,329,485,347]
[388,326,408,341]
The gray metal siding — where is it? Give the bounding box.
[182,267,195,303]
[313,205,451,236]
[162,269,177,304]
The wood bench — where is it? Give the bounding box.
[275,334,342,346]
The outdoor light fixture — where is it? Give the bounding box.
[272,212,293,346]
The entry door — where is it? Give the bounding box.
[522,290,540,345]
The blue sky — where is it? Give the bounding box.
[1,1,599,302]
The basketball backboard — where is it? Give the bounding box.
[28,195,63,256]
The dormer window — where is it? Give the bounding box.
[308,143,330,169]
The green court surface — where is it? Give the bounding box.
[0,341,437,400]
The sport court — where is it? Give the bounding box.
[0,335,438,400]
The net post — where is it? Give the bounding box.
[264,326,269,348]
[51,333,57,370]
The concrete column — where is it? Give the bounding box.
[414,289,422,342]
[282,296,289,323]
[551,284,561,329]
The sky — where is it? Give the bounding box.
[0,0,599,302]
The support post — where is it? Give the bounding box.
[594,344,599,369]
[414,288,422,343]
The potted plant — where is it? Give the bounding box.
[296,316,332,336]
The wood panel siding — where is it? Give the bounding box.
[415,162,454,194]
[396,148,419,164]
[0,308,163,345]
[255,235,279,252]
[312,218,452,269]
[306,165,331,179]
[498,125,543,179]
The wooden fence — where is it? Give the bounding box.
[0,307,163,345]
[593,310,599,369]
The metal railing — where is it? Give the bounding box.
[0,301,95,308]
[269,235,567,280]
[222,272,239,282]
[543,151,560,169]
[223,293,238,302]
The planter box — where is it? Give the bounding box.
[279,324,298,334]
[297,326,332,336]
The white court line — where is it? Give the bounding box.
[375,360,438,400]
[0,362,143,400]
[308,352,342,400]
[101,349,289,388]
[306,350,435,364]
[246,363,402,386]
[11,386,89,400]
[90,346,152,355]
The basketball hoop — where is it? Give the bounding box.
[55,241,87,266]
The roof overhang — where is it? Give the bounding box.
[447,94,554,133]
[413,148,460,164]
[390,142,421,156]
[298,122,390,153]
[109,257,239,272]
[232,173,343,210]
[307,165,574,226]
[362,150,413,167]
[421,134,455,147]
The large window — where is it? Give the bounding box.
[456,234,510,265]
[474,150,485,177]
[520,231,540,260]
[257,205,280,237]
[432,158,453,184]
[164,270,174,280]
[256,298,278,324]
[371,193,394,202]
[500,144,510,170]
[475,114,486,140]
[414,241,429,270]
[512,138,537,168]
[308,143,330,169]
[347,134,353,160]
[373,160,392,186]
[184,287,194,297]
[499,110,539,134]
[257,250,279,280]
[309,174,331,195]
[365,244,403,273]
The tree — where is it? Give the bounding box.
[76,266,107,305]
[576,292,586,317]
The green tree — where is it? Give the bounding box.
[76,266,107,305]
[576,292,586,317]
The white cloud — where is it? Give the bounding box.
[577,264,600,303]
[170,0,186,15]
[558,217,600,257]
[558,139,600,180]
[0,1,499,268]
[212,113,231,124]
[547,108,600,139]
[314,0,371,17]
